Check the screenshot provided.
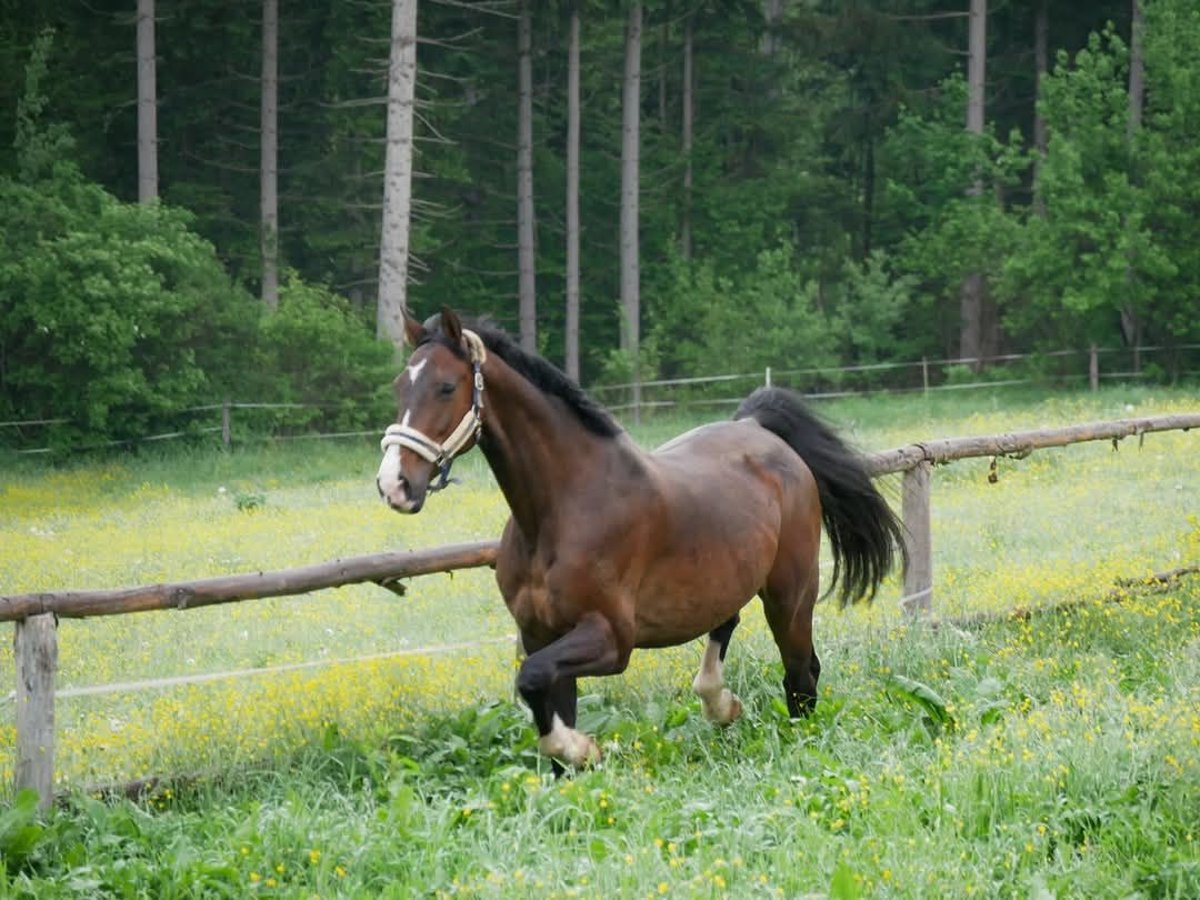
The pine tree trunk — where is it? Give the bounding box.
[862,134,875,258]
[136,0,158,204]
[260,0,279,311]
[1123,0,1145,369]
[958,0,987,369]
[761,0,784,57]
[516,0,537,353]
[680,13,693,261]
[621,4,643,419]
[658,9,668,125]
[565,4,581,382]
[1032,0,1048,217]
[1127,0,1144,138]
[376,0,418,344]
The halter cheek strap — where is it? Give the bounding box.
[379,330,487,493]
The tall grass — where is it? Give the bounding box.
[0,385,1197,896]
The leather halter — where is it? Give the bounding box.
[379,330,487,493]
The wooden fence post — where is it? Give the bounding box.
[14,614,57,811]
[221,399,232,450]
[900,462,932,616]
[1089,344,1099,392]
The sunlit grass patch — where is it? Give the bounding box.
[45,641,517,789]
[0,385,1196,804]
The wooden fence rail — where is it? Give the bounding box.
[0,541,499,623]
[4,413,1198,809]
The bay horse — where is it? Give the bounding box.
[377,307,906,767]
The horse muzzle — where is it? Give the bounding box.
[376,446,428,513]
[377,475,425,514]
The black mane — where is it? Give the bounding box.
[423,317,622,439]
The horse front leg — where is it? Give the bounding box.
[692,613,743,725]
[517,611,629,767]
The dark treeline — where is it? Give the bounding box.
[1,1,1197,448]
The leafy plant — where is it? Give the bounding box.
[252,276,396,435]
[0,789,47,875]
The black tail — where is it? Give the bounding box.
[735,387,907,606]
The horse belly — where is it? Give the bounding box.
[632,444,791,647]
[633,522,776,648]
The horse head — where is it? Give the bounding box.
[376,306,486,513]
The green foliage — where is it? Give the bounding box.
[1001,28,1161,346]
[1138,0,1200,353]
[0,166,395,448]
[991,6,1200,360]
[233,490,266,512]
[649,247,835,380]
[2,0,1198,452]
[881,77,1030,355]
[0,161,259,449]
[0,790,47,876]
[252,277,396,434]
[13,29,73,184]
[0,37,396,450]
[883,672,953,734]
[825,251,919,364]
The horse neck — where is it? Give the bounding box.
[477,359,619,540]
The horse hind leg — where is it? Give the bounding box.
[761,570,821,718]
[691,613,744,725]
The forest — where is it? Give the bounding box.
[1,0,1198,449]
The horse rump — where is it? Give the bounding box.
[735,387,907,606]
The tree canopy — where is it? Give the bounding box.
[1,0,1198,448]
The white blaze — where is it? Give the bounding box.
[376,410,412,496]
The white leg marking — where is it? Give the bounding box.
[692,639,743,725]
[537,713,601,766]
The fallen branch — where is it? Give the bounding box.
[938,565,1200,630]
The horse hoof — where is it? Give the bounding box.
[577,735,602,767]
[703,689,742,725]
[726,693,743,724]
[716,691,743,725]
[559,732,602,767]
[540,726,603,768]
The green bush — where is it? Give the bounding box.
[1,37,398,451]
[649,246,836,383]
[253,278,397,435]
[0,172,396,450]
[0,166,260,450]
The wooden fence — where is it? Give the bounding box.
[3,413,1198,809]
[7,342,1198,454]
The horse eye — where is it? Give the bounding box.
[439,381,456,396]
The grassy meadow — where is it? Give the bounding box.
[1,384,1198,897]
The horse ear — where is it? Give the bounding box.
[440,306,464,346]
[402,307,427,348]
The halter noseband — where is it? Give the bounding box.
[379,330,487,493]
